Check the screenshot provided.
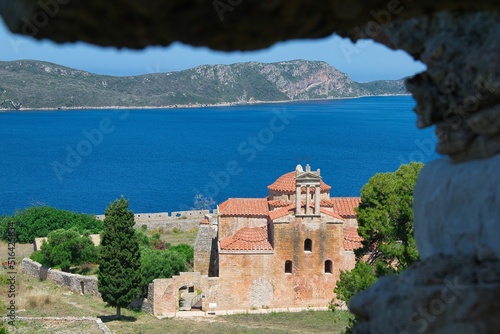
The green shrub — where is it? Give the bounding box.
[41,228,97,271]
[168,244,194,264]
[29,251,50,266]
[139,248,186,297]
[0,206,102,243]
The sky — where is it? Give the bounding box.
[0,21,425,82]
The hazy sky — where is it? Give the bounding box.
[0,21,425,82]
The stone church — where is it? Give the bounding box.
[143,164,362,316]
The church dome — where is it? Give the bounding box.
[267,171,331,193]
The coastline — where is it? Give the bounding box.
[0,94,411,112]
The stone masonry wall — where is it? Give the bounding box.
[95,209,217,231]
[194,224,218,276]
[216,217,347,311]
[144,272,218,316]
[21,258,100,297]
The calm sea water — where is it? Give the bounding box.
[0,96,439,215]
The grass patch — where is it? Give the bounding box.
[143,227,198,247]
[161,227,198,246]
[3,319,103,334]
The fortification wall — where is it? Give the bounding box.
[95,209,217,231]
[21,258,100,297]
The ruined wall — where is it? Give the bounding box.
[193,224,218,276]
[143,272,218,316]
[21,258,100,297]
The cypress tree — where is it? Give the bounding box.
[98,196,141,318]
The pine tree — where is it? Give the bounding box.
[98,196,141,318]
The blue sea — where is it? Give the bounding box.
[0,96,439,215]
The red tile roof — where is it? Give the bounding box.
[267,172,331,193]
[330,197,361,217]
[220,227,273,251]
[200,218,209,224]
[319,207,344,220]
[268,199,291,208]
[343,227,364,251]
[320,199,334,208]
[269,204,295,220]
[219,198,269,217]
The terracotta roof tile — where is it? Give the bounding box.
[220,227,273,251]
[319,207,344,220]
[343,227,364,251]
[268,199,291,207]
[330,197,361,217]
[219,198,269,217]
[269,204,295,220]
[268,171,331,192]
[320,199,335,208]
[200,218,209,224]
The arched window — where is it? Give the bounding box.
[285,260,293,274]
[304,238,312,252]
[324,260,333,274]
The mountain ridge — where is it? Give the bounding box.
[0,59,408,110]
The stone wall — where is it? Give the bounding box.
[95,209,217,231]
[143,272,219,316]
[193,224,218,276]
[21,258,100,297]
[218,216,268,240]
[215,217,348,311]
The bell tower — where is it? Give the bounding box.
[294,164,322,216]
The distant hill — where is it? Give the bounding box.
[0,59,407,110]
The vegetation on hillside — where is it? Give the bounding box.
[0,60,407,109]
[0,206,102,243]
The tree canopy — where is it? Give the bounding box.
[39,228,97,271]
[335,162,423,306]
[0,206,102,243]
[97,197,141,318]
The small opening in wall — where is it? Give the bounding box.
[80,281,85,294]
[285,260,293,274]
[325,260,333,274]
[188,286,195,293]
[304,238,312,252]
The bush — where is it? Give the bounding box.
[139,248,187,297]
[135,230,151,248]
[0,206,102,243]
[29,251,50,267]
[41,228,97,271]
[151,239,170,250]
[334,261,377,305]
[168,244,194,264]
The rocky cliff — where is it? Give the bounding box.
[0,59,406,110]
